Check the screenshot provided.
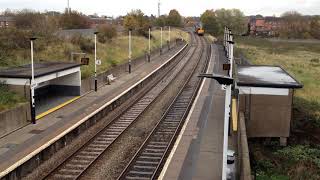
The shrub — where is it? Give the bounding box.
[275,145,320,168]
[79,38,94,53]
[97,24,117,43]
[311,58,319,63]
[0,82,25,111]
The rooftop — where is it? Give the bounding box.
[236,65,303,89]
[0,62,82,79]
[0,16,15,22]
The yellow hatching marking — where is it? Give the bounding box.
[232,98,238,131]
[36,96,81,120]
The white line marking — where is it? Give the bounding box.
[0,44,188,178]
[158,44,213,180]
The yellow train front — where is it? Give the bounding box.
[194,24,205,36]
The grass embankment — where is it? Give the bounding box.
[2,29,189,78]
[236,37,320,179]
[0,29,189,112]
[0,84,26,112]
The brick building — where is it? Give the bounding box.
[249,16,282,36]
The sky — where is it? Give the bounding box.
[0,0,319,17]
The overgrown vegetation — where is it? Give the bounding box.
[0,83,26,112]
[235,37,320,179]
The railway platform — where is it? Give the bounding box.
[0,43,186,178]
[160,44,230,180]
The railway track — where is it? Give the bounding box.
[44,32,199,180]
[118,36,210,180]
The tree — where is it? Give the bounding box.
[167,9,182,27]
[123,9,150,36]
[200,10,219,35]
[214,8,247,35]
[154,15,167,27]
[280,11,308,39]
[59,10,89,29]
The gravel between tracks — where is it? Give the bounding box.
[24,44,189,180]
[80,38,204,179]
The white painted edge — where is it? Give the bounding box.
[238,86,289,96]
[0,43,188,178]
[158,44,213,180]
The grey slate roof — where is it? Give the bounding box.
[236,65,303,88]
[0,62,82,79]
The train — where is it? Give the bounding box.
[194,23,205,36]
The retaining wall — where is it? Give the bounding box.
[0,103,30,138]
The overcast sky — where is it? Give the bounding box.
[0,0,319,17]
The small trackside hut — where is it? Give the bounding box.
[0,62,82,117]
[236,65,303,146]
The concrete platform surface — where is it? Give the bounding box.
[0,44,185,177]
[160,44,228,180]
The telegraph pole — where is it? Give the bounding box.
[158,0,161,17]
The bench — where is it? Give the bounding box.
[106,74,117,85]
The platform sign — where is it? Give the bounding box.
[96,59,102,66]
[223,63,231,71]
[81,58,89,65]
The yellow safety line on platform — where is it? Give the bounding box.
[36,96,81,120]
[232,98,238,131]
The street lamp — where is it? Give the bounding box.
[168,26,171,50]
[148,26,151,62]
[30,37,37,124]
[224,27,227,48]
[160,27,163,55]
[94,31,99,92]
[128,29,132,73]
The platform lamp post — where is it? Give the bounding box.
[228,37,234,76]
[160,27,163,55]
[224,27,227,49]
[94,31,99,92]
[228,29,232,59]
[167,26,171,50]
[128,28,132,73]
[30,37,37,124]
[148,26,151,62]
[226,28,230,58]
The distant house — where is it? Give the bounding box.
[88,16,113,28]
[248,16,283,37]
[0,16,15,28]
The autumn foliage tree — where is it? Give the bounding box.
[124,9,150,36]
[200,10,219,35]
[166,9,182,27]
